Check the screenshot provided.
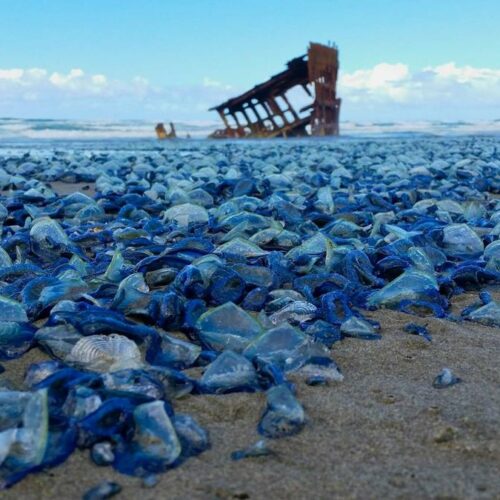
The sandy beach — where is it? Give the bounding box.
[1,139,499,500]
[1,286,499,499]
[2,0,499,497]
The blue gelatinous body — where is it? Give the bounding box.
[0,136,498,490]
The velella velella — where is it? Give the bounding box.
[296,356,344,384]
[0,296,28,323]
[172,413,210,459]
[442,224,484,259]
[432,368,462,389]
[83,481,121,500]
[231,440,274,460]
[0,322,35,360]
[367,268,440,310]
[0,136,498,490]
[340,316,381,340]
[29,217,71,259]
[404,323,432,342]
[463,300,500,327]
[113,400,181,475]
[0,389,49,486]
[258,384,305,438]
[199,350,259,394]
[243,323,328,371]
[163,203,209,227]
[196,302,262,352]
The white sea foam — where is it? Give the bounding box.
[0,118,499,140]
[0,118,218,140]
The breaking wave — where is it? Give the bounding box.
[0,118,218,140]
[0,117,499,141]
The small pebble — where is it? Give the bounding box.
[433,426,458,443]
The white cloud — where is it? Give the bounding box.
[341,63,409,89]
[339,61,500,120]
[0,63,498,121]
[340,63,410,103]
[91,74,107,86]
[203,77,232,90]
[0,69,25,80]
[340,61,500,99]
[429,62,500,85]
[0,67,117,97]
[0,66,235,120]
[49,68,85,88]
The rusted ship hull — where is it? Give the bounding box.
[209,42,341,139]
[155,122,177,139]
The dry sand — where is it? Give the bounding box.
[0,182,498,499]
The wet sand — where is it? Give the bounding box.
[48,181,96,197]
[1,182,498,499]
[1,292,499,500]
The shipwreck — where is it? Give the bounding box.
[155,122,177,139]
[209,42,341,139]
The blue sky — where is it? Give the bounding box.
[1,0,499,122]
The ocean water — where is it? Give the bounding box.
[0,117,499,143]
[0,118,216,141]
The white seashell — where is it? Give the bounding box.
[66,334,142,372]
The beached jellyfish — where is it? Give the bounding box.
[367,268,440,310]
[83,481,121,500]
[0,322,35,360]
[200,350,259,394]
[111,273,150,312]
[243,323,315,371]
[404,323,432,342]
[163,203,209,227]
[214,237,269,259]
[29,216,70,258]
[114,400,181,476]
[442,223,484,259]
[0,247,12,268]
[0,389,49,483]
[231,440,274,461]
[103,250,126,283]
[258,384,305,438]
[172,414,210,458]
[24,360,62,388]
[196,302,262,352]
[0,296,28,323]
[464,300,500,327]
[268,301,317,326]
[433,368,462,389]
[340,316,381,340]
[0,134,498,492]
[297,357,344,384]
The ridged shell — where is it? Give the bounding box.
[66,334,142,372]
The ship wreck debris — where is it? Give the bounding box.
[155,122,177,139]
[209,42,341,139]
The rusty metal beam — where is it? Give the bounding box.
[209,42,340,139]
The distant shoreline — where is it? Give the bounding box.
[1,118,500,141]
